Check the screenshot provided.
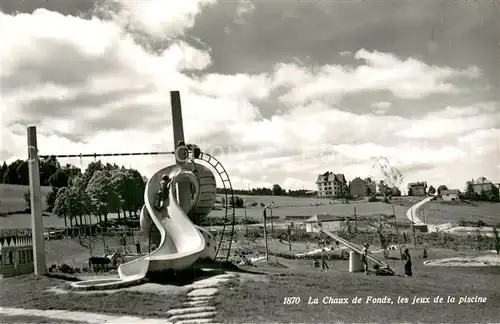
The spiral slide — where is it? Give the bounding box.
[71,165,217,289]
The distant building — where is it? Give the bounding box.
[364,177,377,196]
[364,177,376,195]
[441,189,460,201]
[407,182,427,196]
[303,214,345,233]
[315,172,348,197]
[467,177,494,194]
[349,177,367,197]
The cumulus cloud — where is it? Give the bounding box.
[272,49,481,105]
[111,0,217,39]
[1,2,498,191]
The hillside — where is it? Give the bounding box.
[0,184,52,214]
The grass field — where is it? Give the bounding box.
[1,247,499,323]
[421,202,500,226]
[0,184,52,213]
[213,252,500,323]
[2,184,499,231]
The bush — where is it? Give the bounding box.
[229,196,244,208]
[59,264,75,274]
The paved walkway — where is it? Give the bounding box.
[0,307,172,324]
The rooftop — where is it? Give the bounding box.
[315,172,346,184]
[441,189,460,195]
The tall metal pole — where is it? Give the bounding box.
[27,126,46,275]
[410,206,417,248]
[270,207,274,234]
[263,209,269,261]
[170,91,191,213]
[244,207,248,237]
[354,206,357,231]
[392,204,403,259]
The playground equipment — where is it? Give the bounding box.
[314,225,394,275]
[72,163,218,289]
[26,91,237,283]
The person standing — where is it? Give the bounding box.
[120,234,127,254]
[403,248,412,276]
[361,243,369,275]
[135,240,141,255]
[321,249,329,270]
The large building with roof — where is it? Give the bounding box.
[315,172,348,198]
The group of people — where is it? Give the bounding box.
[361,243,412,277]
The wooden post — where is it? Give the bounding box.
[354,206,357,230]
[244,207,249,237]
[263,209,269,261]
[270,208,274,234]
[27,126,46,275]
[288,225,292,251]
[410,206,417,247]
[170,91,191,214]
[392,204,403,259]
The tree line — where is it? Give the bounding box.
[1,157,146,231]
[216,184,312,197]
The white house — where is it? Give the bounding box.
[303,214,345,233]
[468,177,494,194]
[441,189,460,201]
[315,172,348,197]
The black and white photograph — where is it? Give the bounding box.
[1,0,499,323]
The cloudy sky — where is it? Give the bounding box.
[1,0,499,191]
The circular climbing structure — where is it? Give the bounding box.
[193,151,236,262]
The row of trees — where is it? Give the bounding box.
[0,156,146,231]
[48,161,146,230]
[217,184,311,197]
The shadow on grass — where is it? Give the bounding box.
[44,259,268,289]
[147,259,267,286]
[44,272,81,282]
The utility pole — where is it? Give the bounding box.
[244,207,249,237]
[392,204,403,258]
[287,225,292,251]
[263,209,269,261]
[27,126,46,275]
[353,206,357,231]
[263,203,275,261]
[270,207,274,234]
[410,206,417,248]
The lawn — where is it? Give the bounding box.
[0,275,186,318]
[0,184,52,214]
[212,252,500,323]
[421,201,500,226]
[209,201,409,221]
[0,182,410,230]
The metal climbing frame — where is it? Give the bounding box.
[196,151,236,262]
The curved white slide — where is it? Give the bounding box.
[406,197,433,225]
[72,165,217,289]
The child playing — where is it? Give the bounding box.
[154,174,171,211]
